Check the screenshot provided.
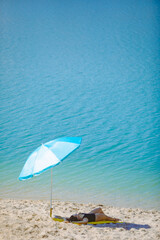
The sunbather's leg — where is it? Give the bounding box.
[89,208,104,214]
[95,213,120,222]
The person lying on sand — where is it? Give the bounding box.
[66,207,120,224]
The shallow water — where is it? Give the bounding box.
[0,0,160,210]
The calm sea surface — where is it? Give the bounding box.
[0,0,160,210]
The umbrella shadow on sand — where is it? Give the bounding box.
[92,222,151,230]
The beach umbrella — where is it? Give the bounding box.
[19,137,82,217]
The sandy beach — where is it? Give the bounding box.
[0,199,160,240]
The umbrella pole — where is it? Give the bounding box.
[50,168,53,218]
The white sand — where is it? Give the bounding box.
[0,198,160,240]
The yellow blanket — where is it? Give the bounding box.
[53,216,121,225]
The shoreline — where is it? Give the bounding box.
[0,198,160,240]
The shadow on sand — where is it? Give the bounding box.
[92,222,151,230]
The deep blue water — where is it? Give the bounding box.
[0,0,160,210]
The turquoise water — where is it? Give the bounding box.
[0,0,160,210]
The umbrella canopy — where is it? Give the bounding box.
[19,137,82,217]
[19,137,82,180]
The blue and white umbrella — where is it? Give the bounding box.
[19,137,82,216]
